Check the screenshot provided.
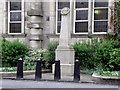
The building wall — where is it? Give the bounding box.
[0,0,115,49]
[0,1,3,38]
[48,0,115,44]
[1,0,29,45]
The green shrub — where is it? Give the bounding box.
[2,39,29,67]
[108,48,120,71]
[94,39,119,70]
[24,49,45,70]
[73,39,120,71]
[43,41,58,69]
[73,41,96,69]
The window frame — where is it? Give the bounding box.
[73,0,90,34]
[56,0,71,34]
[8,0,24,35]
[92,0,109,34]
[56,0,109,35]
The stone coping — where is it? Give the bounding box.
[1,71,35,77]
[0,69,51,77]
[92,73,120,80]
[1,70,35,74]
[92,72,120,85]
[1,70,88,77]
[92,73,120,79]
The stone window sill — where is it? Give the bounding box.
[47,33,105,38]
[2,33,27,38]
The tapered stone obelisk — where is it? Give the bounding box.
[55,7,75,76]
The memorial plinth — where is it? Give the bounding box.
[54,7,75,76]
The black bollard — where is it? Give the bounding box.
[74,59,80,82]
[35,58,42,80]
[16,58,23,79]
[54,60,61,81]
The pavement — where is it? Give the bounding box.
[1,79,118,89]
[1,72,119,89]
[2,72,94,83]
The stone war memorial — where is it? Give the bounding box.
[54,7,75,76]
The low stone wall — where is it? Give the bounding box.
[1,71,35,77]
[92,73,120,85]
[1,69,51,77]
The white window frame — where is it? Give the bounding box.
[56,0,71,34]
[92,0,109,34]
[56,0,109,35]
[73,0,90,34]
[8,0,24,35]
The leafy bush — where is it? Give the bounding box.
[108,48,120,71]
[24,49,45,70]
[94,39,119,70]
[2,39,29,67]
[25,46,61,70]
[73,39,120,71]
[73,39,99,69]
[43,41,58,69]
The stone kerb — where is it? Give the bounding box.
[92,72,120,85]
